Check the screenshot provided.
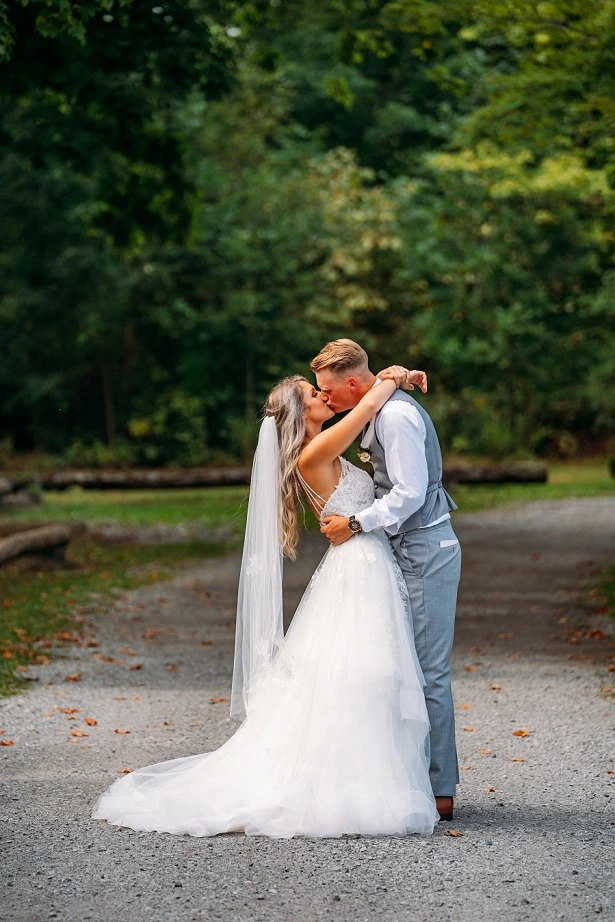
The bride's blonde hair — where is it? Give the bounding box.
[263,374,308,560]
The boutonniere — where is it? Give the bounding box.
[357,446,371,464]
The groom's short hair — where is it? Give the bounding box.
[310,339,369,376]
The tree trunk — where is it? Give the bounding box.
[100,359,116,448]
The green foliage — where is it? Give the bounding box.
[0,0,614,462]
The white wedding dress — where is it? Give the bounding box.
[91,457,439,837]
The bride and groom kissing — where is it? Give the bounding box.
[92,338,462,838]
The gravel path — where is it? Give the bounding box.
[2,498,614,922]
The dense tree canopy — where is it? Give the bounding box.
[1,0,614,463]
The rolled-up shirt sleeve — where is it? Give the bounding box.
[354,404,428,535]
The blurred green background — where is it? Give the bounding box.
[1,0,615,467]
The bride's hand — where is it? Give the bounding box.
[376,366,428,393]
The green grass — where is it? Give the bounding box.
[589,567,615,619]
[5,461,613,527]
[0,538,222,698]
[449,461,615,513]
[5,486,251,530]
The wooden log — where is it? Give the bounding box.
[442,461,547,485]
[9,461,546,491]
[0,524,85,565]
[0,521,85,539]
[14,468,252,490]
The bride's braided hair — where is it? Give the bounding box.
[263,374,308,560]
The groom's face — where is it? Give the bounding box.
[315,370,360,414]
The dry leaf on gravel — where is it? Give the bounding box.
[512,729,531,737]
[490,684,503,691]
[463,726,477,732]
[459,766,473,771]
[509,758,525,762]
[165,664,177,672]
[607,770,615,776]
[114,729,131,734]
[458,704,472,710]
[71,729,87,738]
[200,640,214,646]
[117,768,133,774]
[478,749,492,755]
[142,629,163,640]
[63,674,82,682]
[0,739,14,746]
[444,830,464,837]
[462,664,476,672]
[607,664,615,673]
[484,787,498,793]
[129,664,143,670]
[85,718,97,726]
[55,707,80,714]
[499,633,514,640]
[210,697,229,704]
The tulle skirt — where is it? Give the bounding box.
[91,529,439,837]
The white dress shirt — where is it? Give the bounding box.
[354,386,450,536]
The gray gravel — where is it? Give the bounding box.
[1,498,615,922]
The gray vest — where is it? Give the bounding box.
[360,390,457,533]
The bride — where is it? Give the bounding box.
[91,367,440,838]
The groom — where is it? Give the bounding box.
[311,339,461,821]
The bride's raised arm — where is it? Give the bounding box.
[300,373,403,469]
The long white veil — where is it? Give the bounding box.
[230,415,284,720]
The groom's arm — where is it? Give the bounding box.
[321,403,428,545]
[354,405,428,534]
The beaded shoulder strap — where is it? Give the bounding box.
[296,469,327,516]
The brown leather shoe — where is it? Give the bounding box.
[436,796,454,821]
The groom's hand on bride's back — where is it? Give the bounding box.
[320,516,354,546]
[376,366,427,393]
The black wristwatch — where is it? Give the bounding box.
[348,515,363,534]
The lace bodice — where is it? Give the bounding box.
[297,456,375,520]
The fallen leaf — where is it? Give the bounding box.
[131,695,142,700]
[490,684,503,691]
[478,749,492,755]
[0,729,3,734]
[607,664,615,673]
[117,768,133,774]
[63,674,82,682]
[118,648,138,656]
[462,665,476,672]
[0,739,15,746]
[458,704,473,710]
[129,664,143,671]
[71,729,87,738]
[31,655,50,665]
[113,697,127,701]
[509,758,525,763]
[607,771,615,776]
[85,717,97,726]
[55,707,81,714]
[444,830,464,837]
[200,640,214,646]
[499,633,514,640]
[462,726,477,732]
[142,629,163,640]
[165,663,177,672]
[484,787,498,793]
[588,630,606,639]
[158,596,170,603]
[459,766,473,771]
[602,687,613,694]
[137,604,146,610]
[114,729,131,734]
[469,646,481,653]
[512,729,530,738]
[210,697,229,704]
